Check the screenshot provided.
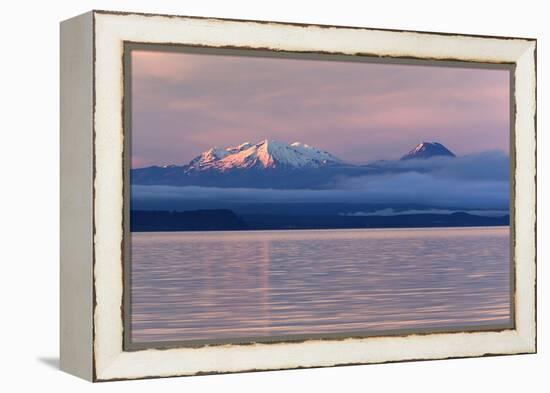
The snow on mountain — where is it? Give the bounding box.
[400,142,455,160]
[188,147,229,167]
[187,139,343,172]
[227,141,254,153]
[188,142,253,168]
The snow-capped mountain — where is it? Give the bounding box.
[132,139,347,188]
[400,142,455,160]
[187,140,342,171]
[131,140,457,189]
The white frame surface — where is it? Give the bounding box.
[60,10,536,382]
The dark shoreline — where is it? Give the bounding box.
[130,209,509,232]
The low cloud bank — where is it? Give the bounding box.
[368,151,509,181]
[132,151,509,211]
[132,176,508,210]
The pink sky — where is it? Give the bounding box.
[131,49,510,168]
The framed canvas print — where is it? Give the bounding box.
[60,10,537,382]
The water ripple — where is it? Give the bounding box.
[130,227,511,343]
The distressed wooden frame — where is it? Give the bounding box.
[60,10,537,382]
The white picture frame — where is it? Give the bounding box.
[60,10,536,382]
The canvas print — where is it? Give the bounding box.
[127,47,512,345]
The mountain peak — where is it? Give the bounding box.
[400,142,456,160]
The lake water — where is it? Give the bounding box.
[130,226,511,343]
